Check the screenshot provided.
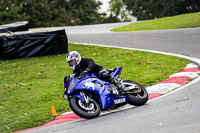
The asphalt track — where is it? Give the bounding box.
[27,23,200,133]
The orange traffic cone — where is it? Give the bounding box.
[130,26,132,30]
[51,106,58,116]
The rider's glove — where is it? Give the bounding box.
[79,68,90,78]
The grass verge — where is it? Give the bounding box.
[111,12,200,32]
[0,43,190,133]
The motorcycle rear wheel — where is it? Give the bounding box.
[69,96,101,119]
[123,80,148,106]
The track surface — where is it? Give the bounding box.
[27,23,200,133]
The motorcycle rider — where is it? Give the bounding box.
[64,51,124,94]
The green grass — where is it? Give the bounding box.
[0,43,190,133]
[111,12,200,32]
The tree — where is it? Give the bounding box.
[69,0,103,25]
[109,0,132,22]
[122,0,200,20]
[109,0,123,17]
[0,0,106,27]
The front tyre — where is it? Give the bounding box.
[123,80,148,106]
[69,96,101,119]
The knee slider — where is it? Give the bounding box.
[98,69,110,80]
[102,72,110,79]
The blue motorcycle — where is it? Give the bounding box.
[63,67,148,119]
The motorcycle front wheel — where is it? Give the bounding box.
[123,80,148,106]
[69,96,101,119]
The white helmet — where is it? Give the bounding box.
[66,51,81,70]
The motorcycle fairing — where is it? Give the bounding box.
[66,73,128,109]
[109,67,122,80]
[65,67,129,110]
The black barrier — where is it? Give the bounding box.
[0,29,68,60]
[0,21,29,33]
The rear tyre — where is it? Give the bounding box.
[69,96,101,119]
[123,80,148,106]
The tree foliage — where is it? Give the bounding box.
[0,0,108,27]
[108,0,132,22]
[122,0,200,20]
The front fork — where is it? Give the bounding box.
[80,91,89,104]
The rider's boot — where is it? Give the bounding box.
[108,77,125,95]
[107,85,119,95]
[116,81,125,93]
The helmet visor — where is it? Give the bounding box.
[68,60,75,67]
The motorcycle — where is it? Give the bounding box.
[63,67,148,119]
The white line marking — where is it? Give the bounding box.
[146,83,181,94]
[170,72,199,78]
[70,42,200,65]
